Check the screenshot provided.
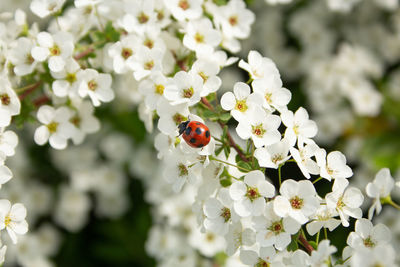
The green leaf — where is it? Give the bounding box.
[214,252,228,266]
[220,178,232,187]
[219,112,231,123]
[287,232,300,252]
[237,161,251,172]
[104,21,120,42]
[223,145,230,158]
[202,109,219,121]
[215,145,223,156]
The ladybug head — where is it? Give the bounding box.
[178,120,190,136]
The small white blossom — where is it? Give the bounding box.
[77,69,114,107]
[347,218,391,250]
[238,50,280,80]
[316,150,353,181]
[366,168,395,219]
[254,138,291,169]
[252,76,291,112]
[325,178,363,227]
[229,170,275,217]
[164,71,202,106]
[0,200,28,244]
[281,107,318,146]
[273,179,320,224]
[30,0,66,18]
[183,18,221,54]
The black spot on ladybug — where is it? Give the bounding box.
[205,131,210,138]
[185,127,192,135]
[195,127,202,135]
[196,122,201,125]
[190,138,196,143]
[197,143,204,148]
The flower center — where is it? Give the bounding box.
[50,44,61,56]
[66,72,76,84]
[144,60,154,70]
[88,80,98,91]
[293,124,299,135]
[256,259,270,267]
[0,94,10,105]
[178,163,188,177]
[246,186,260,201]
[290,196,304,209]
[206,233,215,242]
[265,92,272,103]
[4,215,11,227]
[194,32,204,43]
[70,115,81,127]
[271,154,283,164]
[229,15,238,26]
[220,207,231,222]
[155,84,164,95]
[178,0,190,10]
[156,10,164,21]
[138,12,149,24]
[25,54,34,64]
[252,124,266,137]
[47,121,59,133]
[363,236,375,248]
[182,87,194,98]
[270,220,284,234]
[198,72,208,82]
[235,99,248,112]
[173,113,187,125]
[143,39,154,49]
[121,48,133,59]
[336,196,346,210]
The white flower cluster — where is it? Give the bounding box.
[0,0,399,266]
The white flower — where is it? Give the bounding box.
[225,221,255,256]
[183,18,222,54]
[164,71,202,106]
[0,76,21,127]
[34,105,75,150]
[240,246,282,267]
[221,82,262,122]
[0,165,12,188]
[128,47,163,81]
[214,0,255,39]
[203,188,238,235]
[139,71,169,110]
[229,170,275,217]
[107,35,138,74]
[253,202,301,250]
[117,0,157,35]
[190,59,221,97]
[347,218,391,250]
[238,50,280,80]
[366,168,395,220]
[188,228,225,257]
[0,200,28,244]
[8,37,38,76]
[350,244,396,267]
[325,178,363,227]
[163,150,201,192]
[310,240,337,267]
[51,58,81,98]
[77,69,114,107]
[316,150,353,181]
[31,31,74,72]
[0,130,18,157]
[274,179,320,224]
[164,0,203,21]
[254,138,291,169]
[236,106,281,148]
[252,76,291,112]
[30,0,66,18]
[306,205,341,236]
[69,101,100,145]
[289,141,320,179]
[281,107,318,146]
[157,98,190,135]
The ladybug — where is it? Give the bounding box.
[178,120,211,148]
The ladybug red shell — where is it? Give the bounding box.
[178,120,211,148]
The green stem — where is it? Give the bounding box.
[388,199,400,210]
[313,176,323,184]
[209,156,250,172]
[316,230,320,245]
[278,164,282,186]
[324,228,328,240]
